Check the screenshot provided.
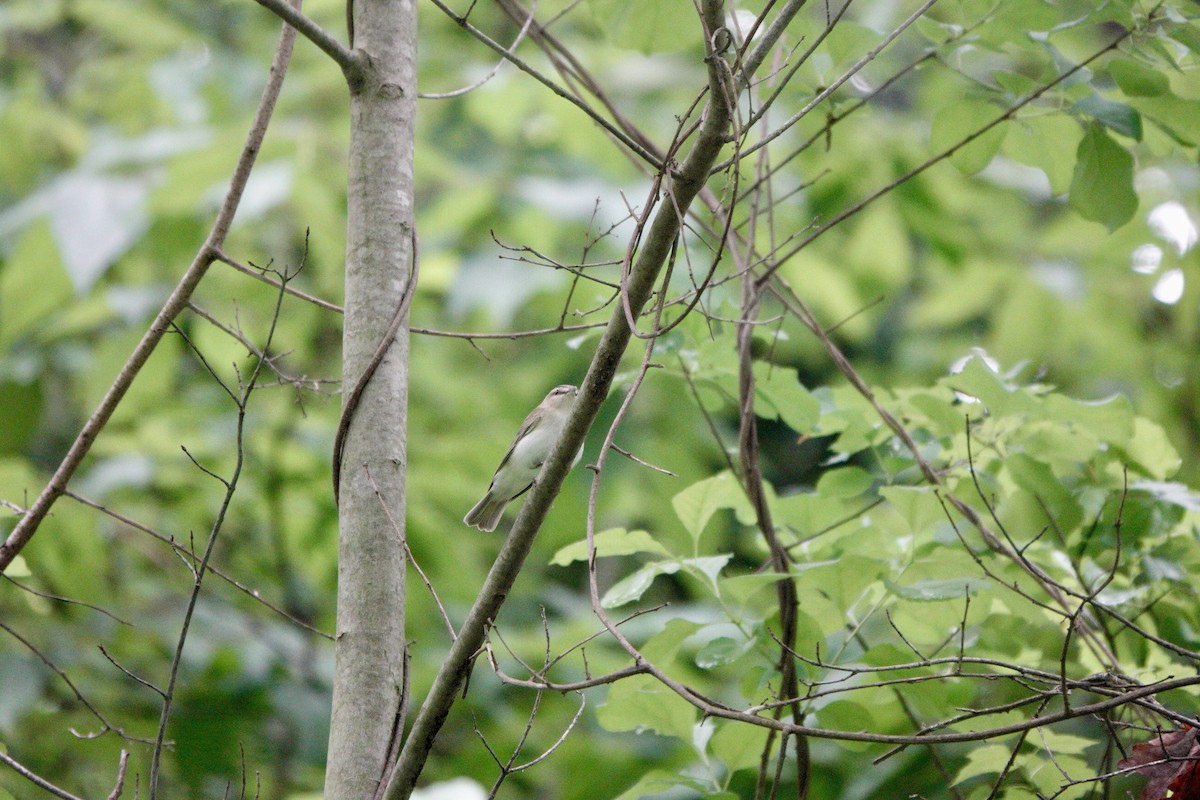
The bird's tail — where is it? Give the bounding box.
[464,493,506,531]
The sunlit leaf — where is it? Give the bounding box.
[550,528,669,566]
[930,101,1008,175]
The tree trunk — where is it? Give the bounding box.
[324,0,417,797]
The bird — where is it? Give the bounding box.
[464,384,581,531]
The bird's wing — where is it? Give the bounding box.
[491,406,545,478]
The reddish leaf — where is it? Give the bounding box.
[1118,727,1200,800]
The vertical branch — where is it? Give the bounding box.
[736,263,808,798]
[323,0,417,797]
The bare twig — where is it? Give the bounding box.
[0,749,87,800]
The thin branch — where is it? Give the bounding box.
[98,644,167,698]
[107,751,130,800]
[0,622,152,744]
[63,490,334,640]
[251,0,358,71]
[426,0,661,168]
[0,750,86,800]
[2,574,132,626]
[332,230,419,504]
[419,0,539,99]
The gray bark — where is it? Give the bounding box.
[323,1,417,797]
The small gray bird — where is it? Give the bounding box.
[464,384,580,531]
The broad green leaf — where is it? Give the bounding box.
[682,554,733,594]
[597,677,696,739]
[672,472,745,544]
[930,101,1008,175]
[792,554,887,610]
[1044,394,1133,449]
[814,700,875,748]
[0,220,73,350]
[1037,730,1098,755]
[754,362,820,433]
[879,486,944,536]
[1107,57,1169,96]
[601,560,679,608]
[1017,421,1101,470]
[940,356,1033,417]
[694,635,753,669]
[816,466,873,499]
[612,770,705,800]
[1168,22,1200,55]
[1073,95,1143,140]
[907,391,967,437]
[1068,124,1137,231]
[643,618,703,663]
[1002,114,1081,194]
[587,0,701,54]
[1005,453,1083,532]
[1120,418,1181,480]
[710,721,771,772]
[550,528,669,566]
[5,556,31,579]
[952,743,1015,785]
[1125,93,1200,147]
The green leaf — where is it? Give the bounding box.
[1005,453,1082,531]
[0,220,74,350]
[1168,22,1200,55]
[952,743,1014,785]
[1129,96,1200,147]
[1107,58,1169,96]
[587,0,701,54]
[598,682,697,741]
[880,486,945,536]
[643,618,702,662]
[814,700,875,747]
[5,556,31,579]
[694,635,753,669]
[754,363,820,433]
[1002,114,1081,194]
[1073,95,1143,140]
[1044,394,1134,449]
[940,356,1032,417]
[710,721,771,772]
[672,472,745,544]
[816,466,873,499]
[611,769,706,800]
[1120,418,1181,480]
[601,560,680,608]
[930,101,1008,175]
[682,554,733,594]
[1068,124,1137,231]
[550,528,669,566]
[1037,730,1098,755]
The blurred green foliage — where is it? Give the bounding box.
[1,0,1198,798]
